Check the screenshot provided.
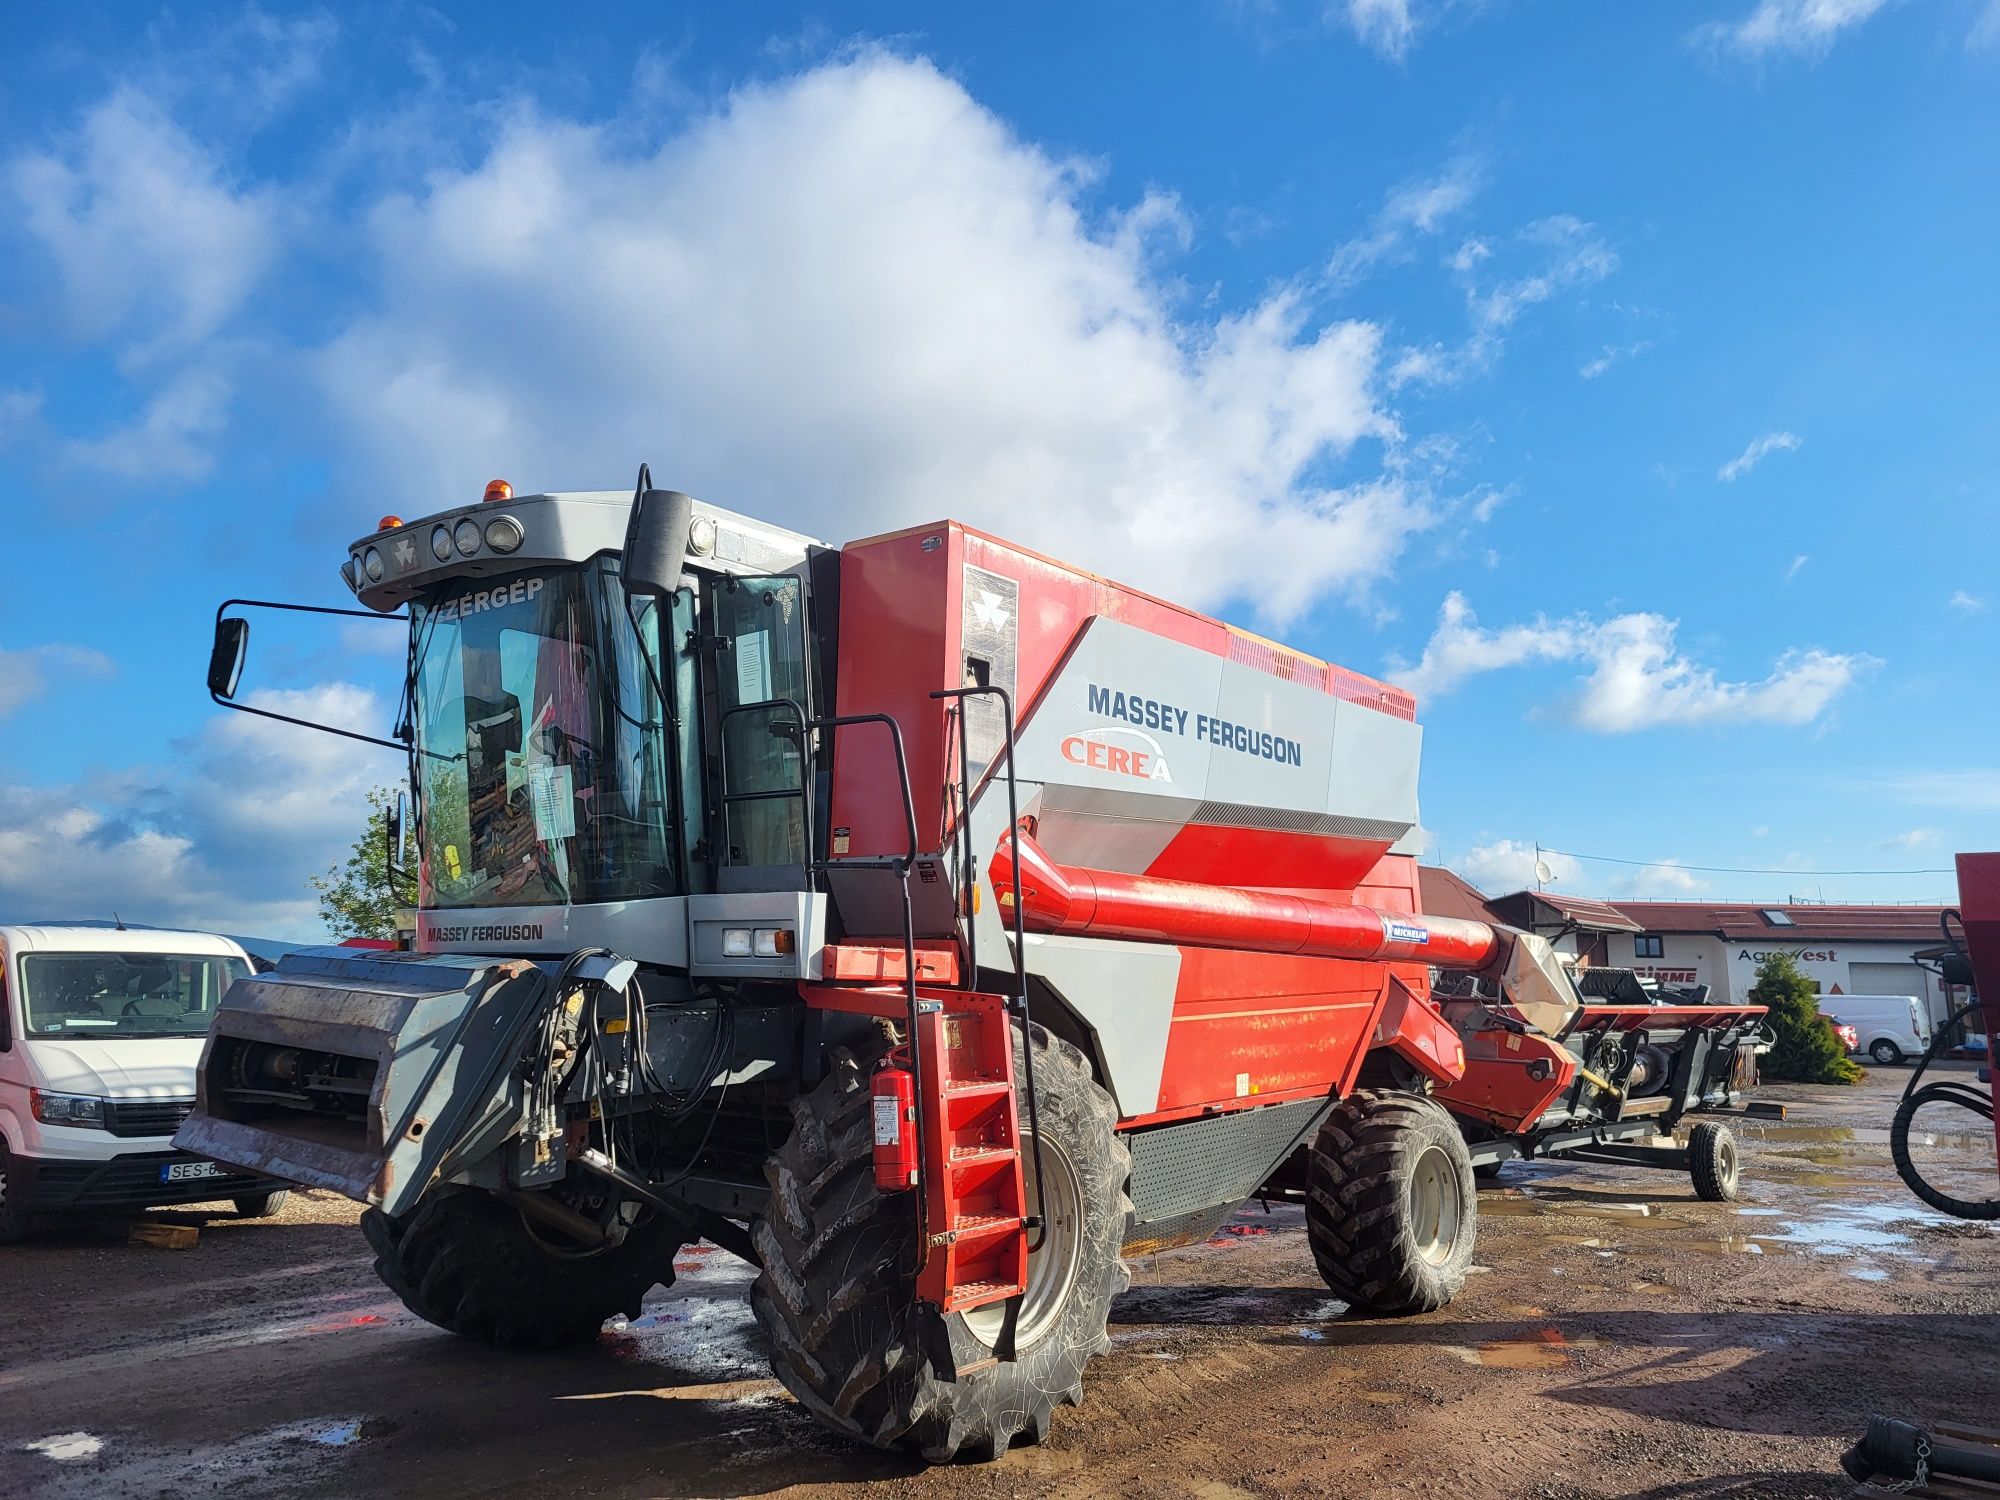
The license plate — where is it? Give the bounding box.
[162,1160,225,1183]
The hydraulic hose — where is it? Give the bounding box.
[1888,912,1999,1221]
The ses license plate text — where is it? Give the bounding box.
[161,1160,224,1183]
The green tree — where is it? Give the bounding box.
[309,785,417,940]
[1750,951,1863,1084]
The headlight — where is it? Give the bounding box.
[30,1089,106,1128]
[363,547,385,582]
[753,927,795,957]
[453,518,482,557]
[431,525,454,563]
[484,516,524,554]
[721,928,752,958]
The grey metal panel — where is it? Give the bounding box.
[1324,696,1422,842]
[1016,931,1183,1118]
[349,491,824,611]
[416,895,690,969]
[1123,1096,1332,1250]
[687,891,828,980]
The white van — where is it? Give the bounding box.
[0,923,290,1242]
[1817,993,1931,1066]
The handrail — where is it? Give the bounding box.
[930,685,1046,1250]
[806,712,930,1259]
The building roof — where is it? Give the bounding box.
[1418,866,1506,927]
[1612,901,1950,944]
[1490,890,1644,934]
[1418,871,1950,947]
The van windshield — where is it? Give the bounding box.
[17,953,249,1038]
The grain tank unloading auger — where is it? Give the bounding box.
[178,469,1764,1461]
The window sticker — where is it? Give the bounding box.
[735,629,772,705]
[528,763,577,842]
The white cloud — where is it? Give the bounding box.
[1451,840,1703,898]
[1455,839,1579,893]
[1326,155,1483,289]
[1395,590,1874,731]
[1877,770,2000,811]
[1717,429,1800,481]
[1693,0,1894,59]
[1948,590,1987,613]
[1579,339,1654,380]
[62,366,232,480]
[1974,0,2000,47]
[1471,216,1618,333]
[1341,0,1419,59]
[1879,828,1938,852]
[316,53,1423,626]
[0,682,400,939]
[7,87,280,355]
[1399,215,1618,387]
[1784,553,1809,582]
[0,645,115,717]
[1626,860,1703,897]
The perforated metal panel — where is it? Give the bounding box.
[1126,1096,1331,1227]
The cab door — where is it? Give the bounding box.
[703,573,813,892]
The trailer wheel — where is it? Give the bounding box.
[1472,1161,1506,1183]
[360,1187,683,1348]
[751,1024,1131,1463]
[1306,1091,1477,1315]
[1688,1122,1741,1202]
[232,1189,289,1219]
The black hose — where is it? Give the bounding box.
[1888,911,1999,1221]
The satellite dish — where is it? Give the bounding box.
[1534,859,1554,885]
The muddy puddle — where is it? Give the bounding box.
[1448,1328,1606,1369]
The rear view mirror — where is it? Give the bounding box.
[209,617,249,700]
[623,469,694,600]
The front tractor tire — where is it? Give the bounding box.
[361,1187,685,1348]
[1306,1090,1478,1315]
[751,1024,1131,1462]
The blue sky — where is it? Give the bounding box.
[1,1,1996,937]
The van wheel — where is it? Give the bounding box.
[233,1190,290,1219]
[0,1141,34,1245]
[1868,1039,1905,1066]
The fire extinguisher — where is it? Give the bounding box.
[872,1061,918,1192]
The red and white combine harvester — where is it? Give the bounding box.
[181,474,1769,1460]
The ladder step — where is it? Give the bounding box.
[949,1145,1019,1169]
[950,1212,1023,1244]
[943,1080,1012,1098]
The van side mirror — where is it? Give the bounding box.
[209,617,249,700]
[623,484,694,600]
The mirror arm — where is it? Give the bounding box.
[207,696,422,756]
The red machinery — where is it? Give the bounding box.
[1886,854,2000,1220]
[183,489,1775,1463]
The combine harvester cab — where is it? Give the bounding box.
[179,473,1761,1461]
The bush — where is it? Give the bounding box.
[1750,951,1864,1085]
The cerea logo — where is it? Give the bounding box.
[1060,726,1173,783]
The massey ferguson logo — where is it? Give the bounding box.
[1061,726,1173,783]
[426,922,545,944]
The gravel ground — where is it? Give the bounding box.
[0,1063,1993,1498]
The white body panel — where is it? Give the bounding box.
[1816,994,1930,1057]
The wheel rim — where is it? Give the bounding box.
[1408,1143,1465,1267]
[1718,1134,1739,1185]
[963,1136,1085,1351]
